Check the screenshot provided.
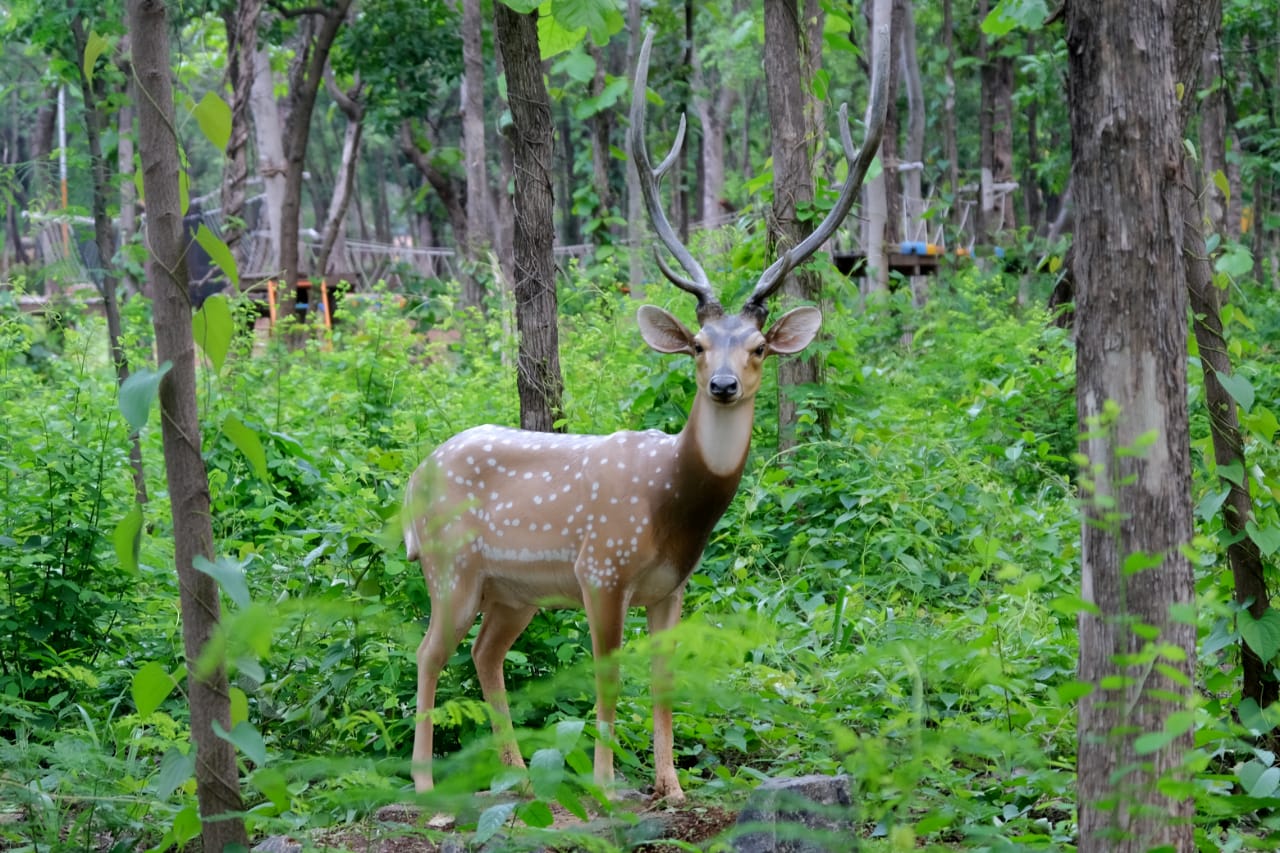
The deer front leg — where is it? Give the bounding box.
[472,603,538,768]
[646,588,686,803]
[581,584,628,793]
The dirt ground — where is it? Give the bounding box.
[289,798,741,853]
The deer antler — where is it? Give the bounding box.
[741,23,892,324]
[629,28,724,324]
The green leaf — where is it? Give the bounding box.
[193,554,251,609]
[119,362,173,431]
[192,292,234,374]
[230,685,249,727]
[1215,370,1255,413]
[154,747,195,800]
[132,661,177,716]
[981,0,1048,35]
[250,767,291,812]
[475,801,517,845]
[538,8,584,59]
[1122,550,1164,575]
[1246,521,1280,558]
[195,225,240,289]
[1239,608,1280,661]
[114,502,143,572]
[517,799,555,828]
[555,0,624,44]
[223,414,269,481]
[83,31,111,84]
[1243,406,1279,442]
[212,719,267,766]
[529,748,564,800]
[1238,760,1280,799]
[1212,169,1230,205]
[555,718,585,753]
[1214,241,1254,279]
[193,91,232,151]
[1239,697,1277,736]
[172,803,201,845]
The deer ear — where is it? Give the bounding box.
[637,305,697,355]
[765,306,822,355]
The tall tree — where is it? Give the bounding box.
[763,0,826,450]
[977,0,1016,241]
[1067,0,1196,848]
[67,14,148,505]
[219,0,262,268]
[1173,0,1275,710]
[128,0,248,848]
[276,0,353,319]
[459,0,493,312]
[494,2,563,432]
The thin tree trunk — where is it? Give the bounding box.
[315,73,363,281]
[1067,0,1196,848]
[494,2,563,432]
[278,2,352,320]
[71,15,146,506]
[625,0,646,297]
[1174,0,1276,711]
[129,2,248,848]
[942,0,959,233]
[251,46,286,278]
[459,0,490,313]
[765,0,827,451]
[220,0,261,266]
[861,1,892,297]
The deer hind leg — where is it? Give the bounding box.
[472,602,537,768]
[646,589,686,803]
[412,564,481,793]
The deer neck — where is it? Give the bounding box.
[679,391,755,482]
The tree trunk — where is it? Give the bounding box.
[128,2,249,849]
[220,0,261,267]
[1067,1,1197,848]
[942,0,960,233]
[978,2,1016,242]
[400,120,468,249]
[117,36,139,298]
[494,3,563,432]
[861,1,892,297]
[459,0,491,313]
[625,0,646,297]
[278,1,352,320]
[315,74,364,281]
[765,0,827,451]
[251,46,287,278]
[71,15,147,507]
[1173,0,1276,711]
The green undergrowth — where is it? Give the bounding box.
[1,262,1279,851]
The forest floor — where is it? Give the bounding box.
[288,798,740,852]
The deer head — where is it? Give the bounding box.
[402,25,887,805]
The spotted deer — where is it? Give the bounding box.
[403,27,888,803]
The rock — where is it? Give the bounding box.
[252,836,302,853]
[731,774,857,852]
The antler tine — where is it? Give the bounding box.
[629,27,723,323]
[742,22,892,324]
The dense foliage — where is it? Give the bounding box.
[2,250,1278,849]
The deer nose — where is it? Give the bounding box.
[709,374,740,401]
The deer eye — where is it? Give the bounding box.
[753,344,766,357]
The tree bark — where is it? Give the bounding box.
[1173,0,1275,710]
[459,0,491,313]
[128,2,248,848]
[494,3,563,432]
[764,0,827,451]
[70,15,147,507]
[315,73,364,281]
[220,0,262,268]
[978,1,1017,241]
[278,0,352,319]
[625,0,646,296]
[1067,0,1196,848]
[941,0,960,233]
[250,46,287,278]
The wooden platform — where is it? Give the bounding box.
[833,250,942,278]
